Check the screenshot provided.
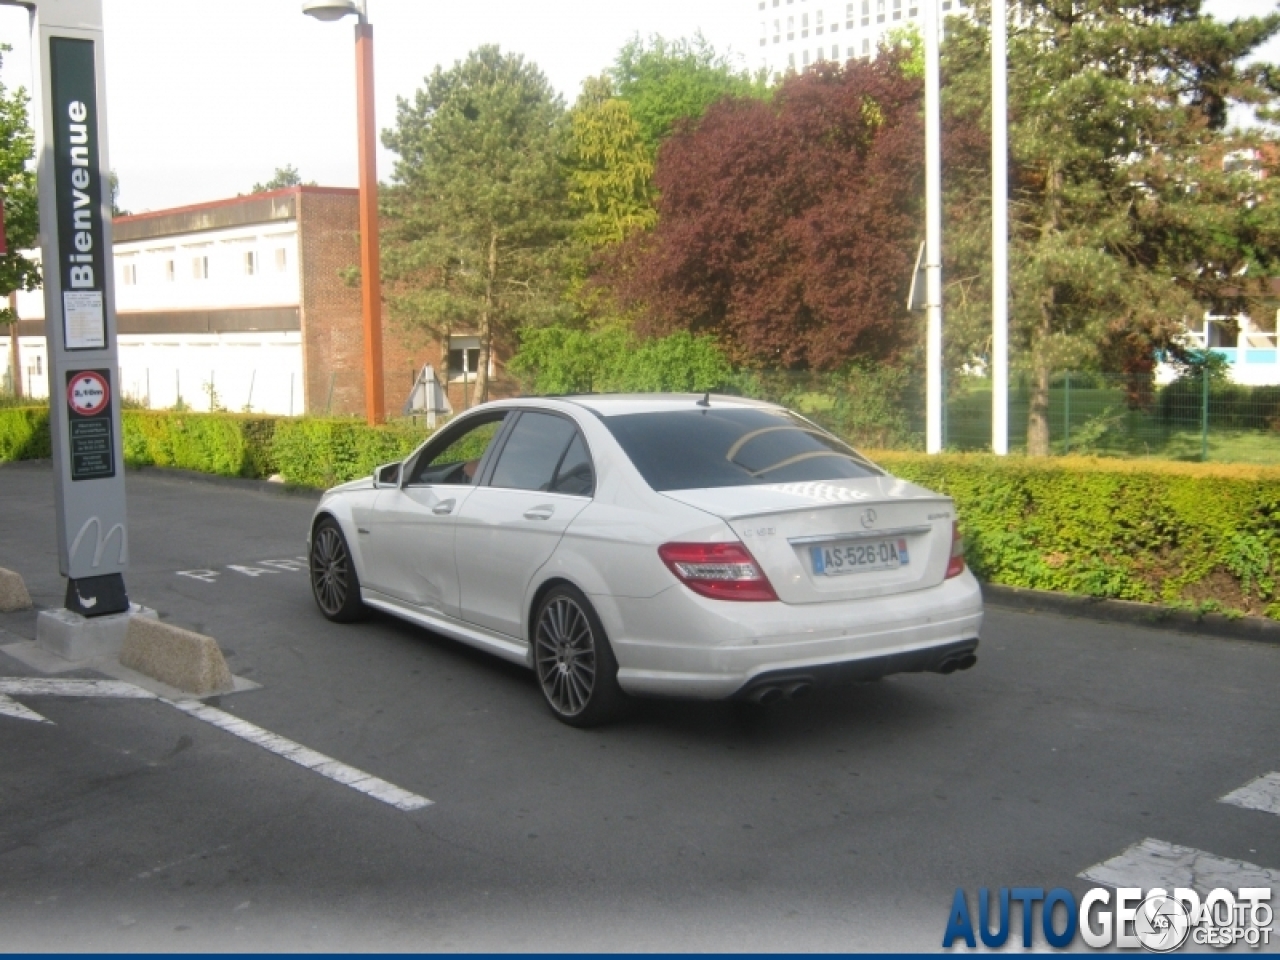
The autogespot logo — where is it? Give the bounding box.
[942,886,1274,951]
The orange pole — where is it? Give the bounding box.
[354,21,385,424]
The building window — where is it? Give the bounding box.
[830,19,838,31]
[164,259,175,282]
[788,51,796,68]
[192,255,209,280]
[861,0,870,24]
[274,248,288,272]
[909,2,918,14]
[447,337,482,380]
[815,9,823,32]
[244,250,258,276]
[893,0,901,19]
[862,37,871,55]
[774,18,781,40]
[121,262,137,285]
[802,48,810,66]
[876,0,885,21]
[759,0,765,7]
[833,43,840,58]
[801,11,808,35]
[942,0,951,7]
[847,45,855,58]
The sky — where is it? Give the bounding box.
[0,0,1276,214]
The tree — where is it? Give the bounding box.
[381,46,572,404]
[566,75,657,250]
[611,33,769,155]
[941,0,1280,455]
[0,44,40,329]
[108,170,129,218]
[604,54,925,370]
[250,164,313,193]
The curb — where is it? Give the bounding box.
[129,465,323,499]
[981,583,1280,645]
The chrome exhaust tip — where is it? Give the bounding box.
[749,686,784,706]
[783,681,814,701]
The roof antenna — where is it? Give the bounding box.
[696,392,711,407]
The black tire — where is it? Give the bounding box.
[533,584,626,727]
[310,517,367,622]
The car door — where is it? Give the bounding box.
[454,411,595,639]
[364,412,508,614]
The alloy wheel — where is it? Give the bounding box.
[311,524,351,617]
[535,595,598,718]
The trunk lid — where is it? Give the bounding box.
[662,476,957,604]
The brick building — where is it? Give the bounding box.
[5,185,504,415]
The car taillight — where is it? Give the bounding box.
[945,522,965,579]
[657,541,779,602]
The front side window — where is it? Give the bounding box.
[489,412,588,494]
[408,413,507,486]
[602,407,881,492]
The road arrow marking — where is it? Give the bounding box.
[0,693,52,724]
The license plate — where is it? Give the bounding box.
[811,538,909,576]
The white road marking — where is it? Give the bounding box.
[1221,773,1280,817]
[258,559,307,572]
[0,693,52,724]
[0,678,432,812]
[0,678,156,699]
[1080,838,1280,895]
[226,564,276,578]
[169,700,432,812]
[177,569,220,583]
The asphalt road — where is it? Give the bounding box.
[1,460,1278,951]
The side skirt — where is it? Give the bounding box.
[361,591,531,668]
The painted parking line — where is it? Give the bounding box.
[1221,773,1280,817]
[0,677,431,812]
[170,700,433,812]
[1080,838,1280,895]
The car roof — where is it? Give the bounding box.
[508,393,782,418]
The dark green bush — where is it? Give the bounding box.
[874,452,1280,620]
[0,407,52,460]
[271,418,427,488]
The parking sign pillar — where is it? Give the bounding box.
[25,0,130,616]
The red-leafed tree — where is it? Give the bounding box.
[604,54,924,370]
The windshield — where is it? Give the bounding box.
[601,407,881,492]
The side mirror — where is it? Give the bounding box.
[374,461,401,488]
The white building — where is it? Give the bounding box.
[751,0,967,75]
[2,186,451,416]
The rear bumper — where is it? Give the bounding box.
[596,569,984,699]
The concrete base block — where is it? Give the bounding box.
[0,568,32,612]
[119,617,233,696]
[36,605,158,661]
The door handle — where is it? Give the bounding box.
[523,505,555,521]
[432,499,456,516]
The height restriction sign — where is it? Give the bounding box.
[67,370,110,416]
[65,369,115,481]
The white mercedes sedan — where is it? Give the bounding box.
[307,394,983,726]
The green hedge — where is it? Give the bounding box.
[0,407,429,489]
[270,418,426,488]
[0,407,52,461]
[122,411,280,477]
[873,452,1280,620]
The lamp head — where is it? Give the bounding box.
[302,0,362,22]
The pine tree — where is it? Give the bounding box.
[381,46,572,404]
[942,0,1280,454]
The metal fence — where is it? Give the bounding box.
[726,369,1280,465]
[5,363,1279,465]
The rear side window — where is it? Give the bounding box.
[489,412,581,492]
[602,408,880,491]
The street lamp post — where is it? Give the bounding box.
[924,0,944,454]
[991,0,1009,455]
[302,0,385,425]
